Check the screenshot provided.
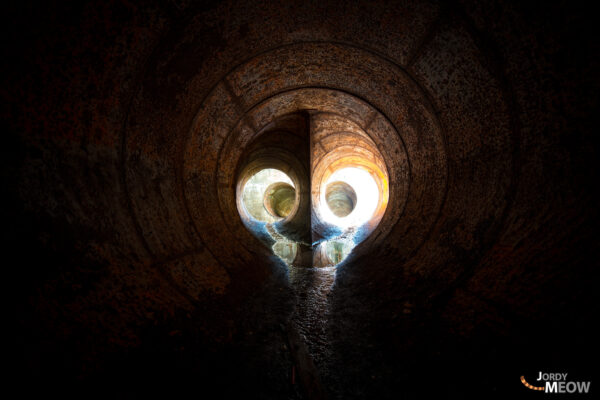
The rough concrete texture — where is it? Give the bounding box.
[3,0,598,398]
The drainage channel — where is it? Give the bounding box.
[284,265,336,400]
[263,222,336,399]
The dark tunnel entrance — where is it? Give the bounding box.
[325,181,356,218]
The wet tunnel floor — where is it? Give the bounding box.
[287,265,337,398]
[289,266,336,368]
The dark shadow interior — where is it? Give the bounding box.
[4,0,598,398]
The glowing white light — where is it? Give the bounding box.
[320,167,379,228]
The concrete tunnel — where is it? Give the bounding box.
[3,0,599,398]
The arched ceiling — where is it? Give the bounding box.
[4,0,598,397]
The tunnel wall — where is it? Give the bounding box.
[4,0,598,397]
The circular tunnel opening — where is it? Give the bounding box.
[314,163,387,267]
[241,168,296,223]
[320,167,380,229]
[264,182,296,219]
[226,102,394,269]
[325,181,357,218]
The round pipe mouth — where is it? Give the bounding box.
[228,103,397,266]
[264,182,296,219]
[325,181,357,218]
[239,168,297,224]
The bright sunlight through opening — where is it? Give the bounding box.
[320,167,379,228]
